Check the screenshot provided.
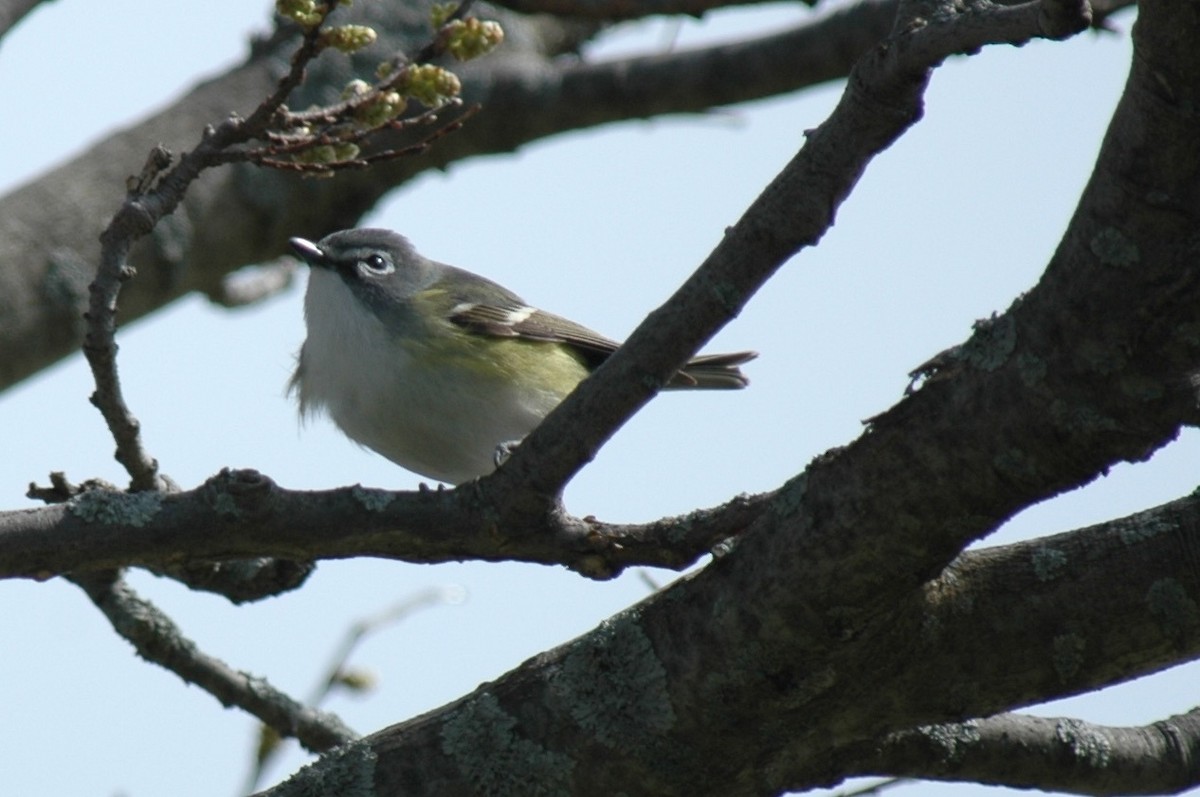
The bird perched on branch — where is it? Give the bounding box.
[289,228,756,484]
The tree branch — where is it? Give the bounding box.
[25,470,318,603]
[863,710,1200,796]
[878,497,1200,722]
[464,0,900,144]
[85,147,177,492]
[69,568,356,753]
[0,469,769,581]
[768,489,1200,789]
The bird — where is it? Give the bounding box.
[288,227,756,484]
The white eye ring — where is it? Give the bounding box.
[359,254,394,275]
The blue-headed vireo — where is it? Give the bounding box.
[288,228,756,484]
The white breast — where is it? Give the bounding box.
[295,269,559,484]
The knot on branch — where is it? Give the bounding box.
[204,468,278,520]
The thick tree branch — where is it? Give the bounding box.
[247,472,1200,796]
[776,491,1200,790]
[461,0,899,145]
[863,710,1200,795]
[888,498,1200,720]
[25,471,317,603]
[0,469,769,581]
[70,568,356,753]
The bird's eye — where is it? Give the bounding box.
[359,254,394,275]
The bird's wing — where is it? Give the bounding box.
[448,300,620,364]
[441,270,755,389]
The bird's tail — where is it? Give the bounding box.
[668,351,758,389]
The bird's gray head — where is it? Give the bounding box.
[289,228,438,322]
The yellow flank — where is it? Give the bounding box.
[405,288,591,397]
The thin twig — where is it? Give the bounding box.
[248,104,479,174]
[84,146,173,492]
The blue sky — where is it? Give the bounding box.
[3,3,1196,796]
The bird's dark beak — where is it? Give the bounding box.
[289,237,331,269]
